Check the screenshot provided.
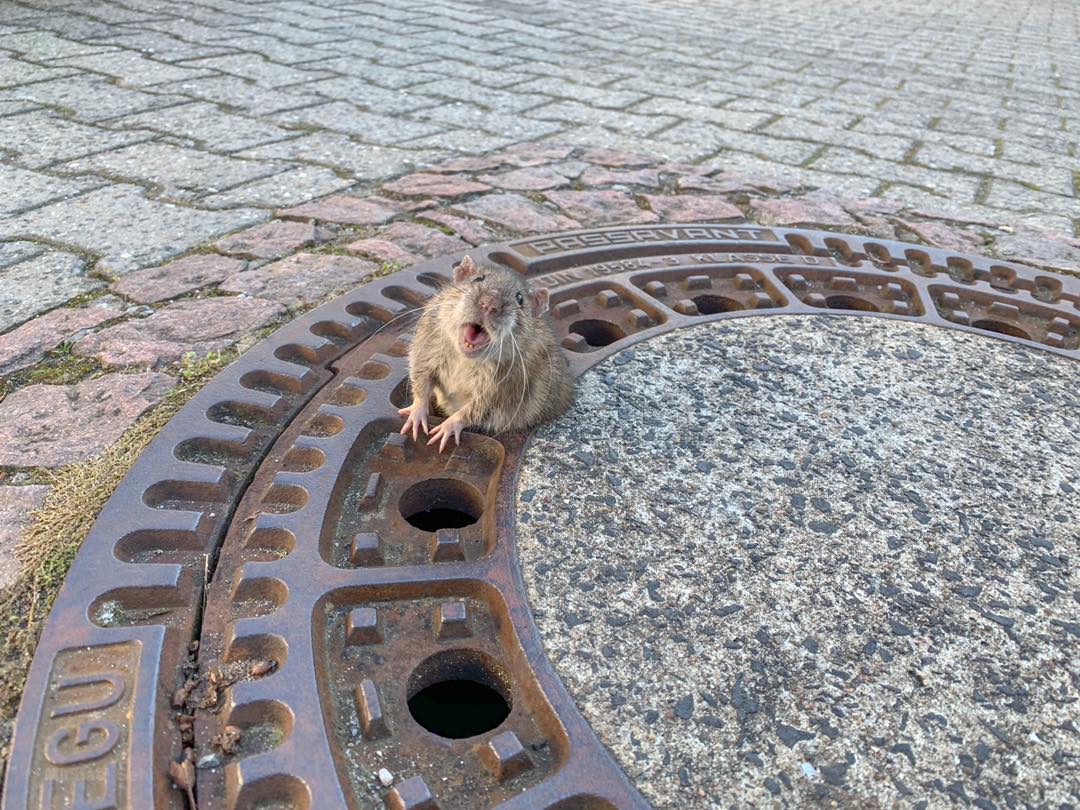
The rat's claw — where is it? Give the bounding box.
[399,404,429,442]
[427,417,463,453]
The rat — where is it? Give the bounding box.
[399,254,574,451]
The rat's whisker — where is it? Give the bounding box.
[506,331,529,430]
[363,300,441,342]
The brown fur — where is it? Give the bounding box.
[403,256,573,441]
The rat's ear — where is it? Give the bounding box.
[453,255,479,283]
[530,287,550,316]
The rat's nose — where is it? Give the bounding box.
[478,293,500,316]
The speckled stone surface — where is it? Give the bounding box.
[516,316,1080,809]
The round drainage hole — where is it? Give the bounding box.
[693,294,743,314]
[971,319,1031,341]
[407,649,511,739]
[408,679,510,739]
[399,478,483,532]
[825,295,879,312]
[569,318,626,347]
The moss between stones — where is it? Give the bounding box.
[0,349,235,772]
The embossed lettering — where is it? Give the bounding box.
[512,225,781,256]
[40,763,119,810]
[45,721,119,765]
[50,673,125,718]
[29,643,138,809]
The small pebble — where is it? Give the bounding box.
[378,768,394,787]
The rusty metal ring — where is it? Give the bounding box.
[6,224,1078,809]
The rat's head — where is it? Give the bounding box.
[446,255,550,360]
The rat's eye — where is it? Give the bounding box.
[515,292,524,306]
[473,275,485,284]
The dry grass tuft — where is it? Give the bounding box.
[0,350,234,768]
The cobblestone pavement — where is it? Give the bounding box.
[1,0,1078,322]
[2,0,1080,787]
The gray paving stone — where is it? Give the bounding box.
[233,132,439,178]
[0,98,40,118]
[160,75,318,116]
[662,122,822,166]
[0,74,188,122]
[84,30,237,62]
[220,33,342,64]
[0,241,44,270]
[52,50,217,86]
[0,54,78,89]
[273,101,444,144]
[198,165,353,209]
[0,163,103,216]
[2,184,265,276]
[56,142,280,198]
[0,109,153,168]
[299,56,440,89]
[0,0,1071,351]
[510,77,646,109]
[0,31,116,60]
[176,53,333,88]
[0,485,49,589]
[303,76,441,115]
[528,100,676,138]
[0,248,100,333]
[106,101,294,152]
[632,97,775,132]
[409,78,550,114]
[414,103,564,142]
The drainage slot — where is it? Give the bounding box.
[825,295,879,312]
[569,319,626,347]
[692,294,743,314]
[399,478,482,532]
[407,649,511,739]
[972,319,1030,341]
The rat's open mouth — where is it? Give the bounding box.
[460,322,491,354]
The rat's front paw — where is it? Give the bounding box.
[426,414,465,453]
[398,402,429,442]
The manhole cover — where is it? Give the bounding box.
[6,224,1078,809]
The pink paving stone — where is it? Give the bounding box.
[73,297,285,369]
[214,220,325,260]
[579,166,661,187]
[675,171,788,194]
[277,195,402,225]
[992,231,1080,273]
[221,253,379,309]
[0,305,121,376]
[842,197,905,218]
[0,372,175,467]
[0,484,50,588]
[453,194,580,235]
[497,143,575,168]
[427,154,507,173]
[344,238,418,266]
[477,166,569,192]
[544,190,659,226]
[110,254,246,304]
[579,147,654,167]
[899,220,985,253]
[749,196,857,227]
[382,173,490,197]
[356,222,467,258]
[908,207,1003,227]
[641,194,744,222]
[417,211,497,246]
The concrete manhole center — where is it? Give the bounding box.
[518,316,1079,807]
[6,225,1078,809]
